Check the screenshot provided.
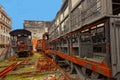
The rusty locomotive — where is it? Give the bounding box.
[9,29,33,57]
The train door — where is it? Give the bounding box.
[110,18,120,78]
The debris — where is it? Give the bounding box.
[0,52,66,80]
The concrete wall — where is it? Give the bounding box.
[24,20,51,40]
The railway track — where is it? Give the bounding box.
[0,58,26,78]
[0,52,72,80]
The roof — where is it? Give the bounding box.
[9,29,31,36]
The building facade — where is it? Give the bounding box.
[0,5,12,47]
[24,20,51,40]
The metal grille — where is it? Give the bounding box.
[71,0,101,31]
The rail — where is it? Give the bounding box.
[0,59,26,78]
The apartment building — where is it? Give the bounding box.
[0,5,12,47]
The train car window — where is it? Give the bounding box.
[80,29,91,42]
[91,27,97,43]
[96,23,105,43]
[93,45,106,53]
[93,46,102,52]
[97,27,104,32]
[63,39,67,44]
[72,35,78,43]
[91,23,106,53]
[91,24,105,43]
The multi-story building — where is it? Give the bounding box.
[0,5,12,47]
[24,20,51,40]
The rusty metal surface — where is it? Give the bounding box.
[0,59,25,78]
[42,52,73,80]
[46,50,112,78]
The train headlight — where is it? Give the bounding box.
[28,35,31,39]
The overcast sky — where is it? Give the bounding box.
[0,0,62,29]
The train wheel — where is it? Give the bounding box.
[51,55,58,63]
[74,65,86,80]
[70,62,75,74]
[91,71,99,79]
[81,67,86,76]
[64,60,71,72]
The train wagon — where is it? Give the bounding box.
[9,29,33,57]
[44,0,120,80]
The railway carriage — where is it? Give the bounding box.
[44,0,120,80]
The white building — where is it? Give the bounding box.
[0,5,12,47]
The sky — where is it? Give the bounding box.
[0,0,62,30]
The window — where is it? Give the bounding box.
[4,27,5,33]
[1,26,3,29]
[81,29,91,42]
[0,13,1,18]
[91,23,106,53]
